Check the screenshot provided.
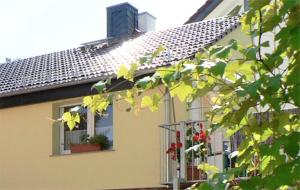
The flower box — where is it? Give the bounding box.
[70,144,101,153]
[187,166,201,181]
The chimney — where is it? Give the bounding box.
[106,2,138,40]
[138,12,156,33]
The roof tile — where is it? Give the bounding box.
[0,16,240,97]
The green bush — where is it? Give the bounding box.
[89,134,109,150]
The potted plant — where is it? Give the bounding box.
[89,134,110,150]
[70,134,109,153]
[185,122,208,180]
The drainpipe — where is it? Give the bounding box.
[189,97,202,122]
[164,89,179,190]
[163,89,171,183]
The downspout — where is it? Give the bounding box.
[163,89,172,183]
[189,97,202,122]
[163,89,179,190]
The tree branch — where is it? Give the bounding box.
[258,10,275,77]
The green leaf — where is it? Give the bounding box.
[135,76,154,90]
[170,81,194,101]
[267,75,281,92]
[92,81,106,93]
[265,159,300,189]
[211,39,237,59]
[285,132,300,158]
[198,163,219,178]
[74,113,80,123]
[157,67,175,85]
[196,182,213,190]
[83,96,92,107]
[106,78,112,85]
[250,0,271,9]
[62,112,80,131]
[240,176,263,190]
[139,46,165,65]
[233,100,255,124]
[141,93,161,112]
[244,79,262,98]
[152,45,165,58]
[286,64,300,86]
[290,25,300,49]
[141,96,152,107]
[261,41,270,47]
[209,60,227,77]
[181,63,197,73]
[62,112,72,122]
[117,64,129,79]
[224,60,254,82]
[117,63,138,81]
[290,84,300,106]
[138,53,152,65]
[82,95,110,114]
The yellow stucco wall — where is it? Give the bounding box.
[0,88,187,190]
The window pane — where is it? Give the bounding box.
[63,106,87,150]
[95,105,113,148]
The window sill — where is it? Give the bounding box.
[50,149,116,157]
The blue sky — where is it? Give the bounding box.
[0,0,205,63]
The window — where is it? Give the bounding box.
[59,103,113,154]
[244,0,250,11]
[95,106,113,148]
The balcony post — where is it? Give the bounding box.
[179,121,186,181]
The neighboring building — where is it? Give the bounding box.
[185,0,249,24]
[0,2,251,190]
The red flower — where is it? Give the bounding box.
[166,146,175,153]
[166,148,172,154]
[171,154,176,160]
[200,131,206,141]
[200,122,204,129]
[176,131,180,138]
[171,143,176,148]
[193,133,200,142]
[177,142,183,148]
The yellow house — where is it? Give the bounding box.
[0,2,251,189]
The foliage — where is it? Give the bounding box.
[80,134,90,144]
[79,134,110,150]
[166,131,183,161]
[185,122,208,164]
[62,112,80,131]
[89,134,110,150]
[62,0,300,189]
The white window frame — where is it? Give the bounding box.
[59,102,100,155]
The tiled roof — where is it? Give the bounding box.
[0,16,240,98]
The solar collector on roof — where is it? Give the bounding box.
[0,16,240,99]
